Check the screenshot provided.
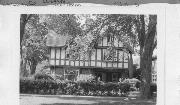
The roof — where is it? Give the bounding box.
[46,30,134,53]
[46,30,68,47]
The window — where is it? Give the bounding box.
[64,69,79,81]
[118,51,123,61]
[107,35,114,43]
[95,72,103,81]
[124,52,129,62]
[65,48,70,59]
[66,53,70,59]
[103,49,118,62]
[50,48,55,59]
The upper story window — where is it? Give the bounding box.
[50,48,55,59]
[103,47,118,62]
[65,47,79,60]
[66,53,70,59]
[107,35,114,46]
[123,52,129,62]
[97,35,123,47]
[65,47,70,59]
[107,35,113,43]
[103,48,129,62]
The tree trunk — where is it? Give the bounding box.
[20,14,28,77]
[20,58,29,77]
[128,53,134,78]
[20,19,26,46]
[140,49,153,99]
[139,15,157,99]
[30,59,37,75]
[20,14,32,46]
[20,14,32,77]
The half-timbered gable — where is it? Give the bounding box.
[46,31,134,82]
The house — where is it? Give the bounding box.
[46,30,134,82]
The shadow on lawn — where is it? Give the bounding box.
[21,94,156,105]
[41,102,155,105]
[39,97,156,105]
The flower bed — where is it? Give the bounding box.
[20,78,131,97]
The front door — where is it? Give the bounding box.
[112,73,119,82]
[95,72,107,82]
[95,72,102,81]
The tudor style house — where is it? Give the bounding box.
[46,30,134,82]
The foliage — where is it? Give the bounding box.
[40,14,82,37]
[20,78,131,96]
[33,72,54,81]
[20,78,58,94]
[85,14,157,99]
[150,83,157,96]
[135,80,141,89]
[133,68,141,80]
[35,60,50,74]
[21,14,49,76]
[20,14,83,76]
[76,74,95,82]
[20,14,157,99]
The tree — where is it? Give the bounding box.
[21,14,49,76]
[20,14,82,76]
[20,14,32,47]
[136,15,157,99]
[20,14,33,76]
[83,14,157,99]
[20,14,157,99]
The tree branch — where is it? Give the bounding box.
[134,15,146,50]
[144,15,157,50]
[139,15,146,48]
[26,14,33,23]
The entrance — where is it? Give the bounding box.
[112,73,119,82]
[95,72,106,81]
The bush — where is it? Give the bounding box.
[119,83,131,94]
[20,78,58,94]
[135,81,141,89]
[76,74,95,82]
[20,78,131,97]
[150,83,157,96]
[34,73,54,81]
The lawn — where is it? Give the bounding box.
[20,94,156,105]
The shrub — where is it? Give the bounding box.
[20,78,131,97]
[20,78,58,94]
[76,74,95,82]
[119,83,131,94]
[122,78,141,91]
[135,81,141,89]
[150,83,157,96]
[34,73,54,81]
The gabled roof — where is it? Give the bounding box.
[46,30,68,47]
[46,30,134,53]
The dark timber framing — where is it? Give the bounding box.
[49,50,129,69]
[49,36,132,70]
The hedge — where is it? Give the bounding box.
[34,73,54,81]
[20,78,131,97]
[150,83,157,96]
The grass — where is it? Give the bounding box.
[20,94,156,105]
